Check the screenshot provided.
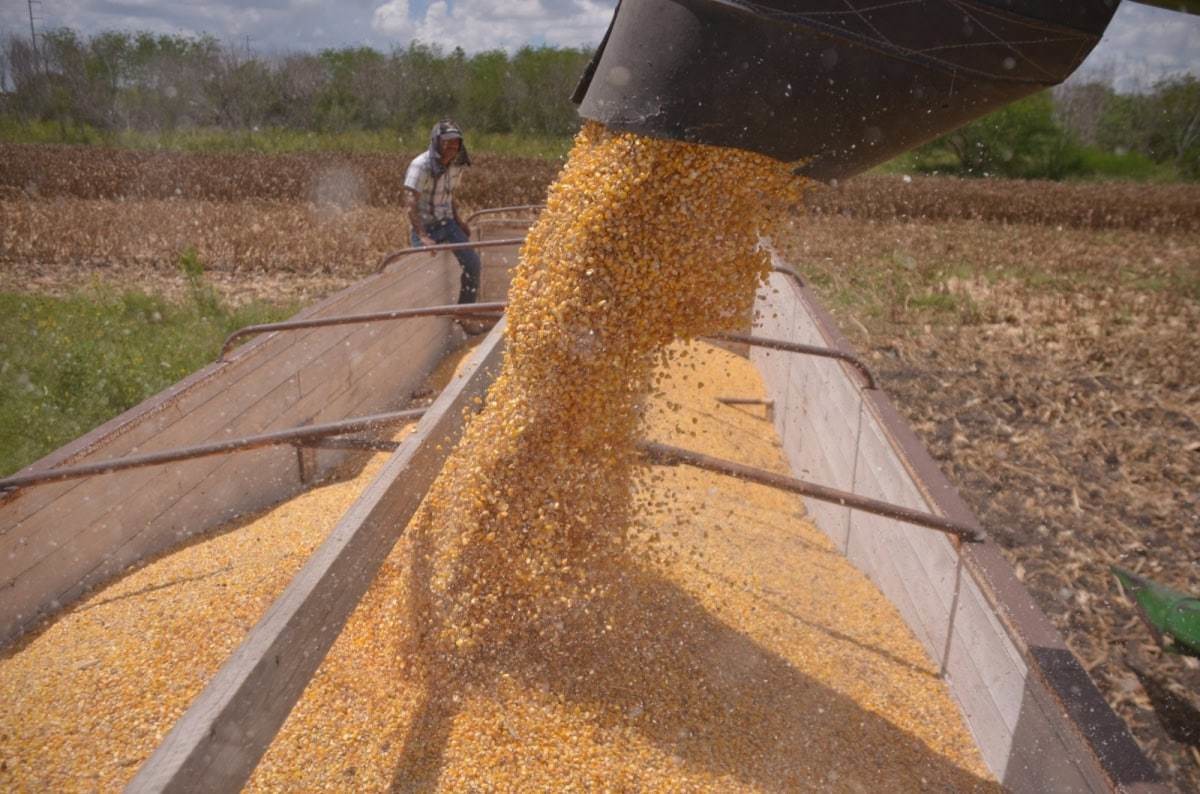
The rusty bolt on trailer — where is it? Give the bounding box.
[714,397,775,421]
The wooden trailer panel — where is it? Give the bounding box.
[776,346,865,557]
[748,289,796,412]
[750,269,1163,793]
[0,253,461,647]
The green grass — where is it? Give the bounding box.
[0,118,574,159]
[1120,268,1200,302]
[1074,147,1174,182]
[0,267,295,477]
[875,142,1182,182]
[908,291,962,312]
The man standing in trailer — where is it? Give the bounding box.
[405,120,482,307]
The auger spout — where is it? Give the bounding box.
[574,0,1197,181]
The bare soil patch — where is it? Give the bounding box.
[0,143,561,208]
[808,173,1200,233]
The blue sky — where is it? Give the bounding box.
[2,1,1197,91]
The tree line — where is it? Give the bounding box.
[0,28,592,138]
[913,77,1199,180]
[1,28,1196,180]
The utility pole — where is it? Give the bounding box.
[27,0,42,73]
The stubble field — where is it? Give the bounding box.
[1,142,1198,790]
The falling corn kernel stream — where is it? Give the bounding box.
[401,122,807,668]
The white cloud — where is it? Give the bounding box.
[371,0,614,52]
[372,0,415,40]
[1075,3,1200,91]
[1,0,1195,90]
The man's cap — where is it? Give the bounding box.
[430,120,470,170]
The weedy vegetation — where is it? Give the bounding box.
[0,250,294,476]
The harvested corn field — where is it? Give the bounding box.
[0,143,560,305]
[3,143,1197,233]
[805,173,1200,233]
[0,143,560,207]
[3,143,1199,300]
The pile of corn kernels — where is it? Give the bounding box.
[0,438,407,791]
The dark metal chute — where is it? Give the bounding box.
[573,0,1144,181]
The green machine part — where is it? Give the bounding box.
[1113,567,1200,658]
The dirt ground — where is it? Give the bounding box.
[1,147,1198,790]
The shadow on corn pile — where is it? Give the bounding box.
[390,549,1001,792]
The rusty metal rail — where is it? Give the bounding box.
[0,409,427,494]
[639,441,986,543]
[216,298,876,393]
[465,204,545,224]
[219,302,506,360]
[772,264,806,287]
[375,238,525,273]
[707,332,877,390]
[298,437,402,453]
